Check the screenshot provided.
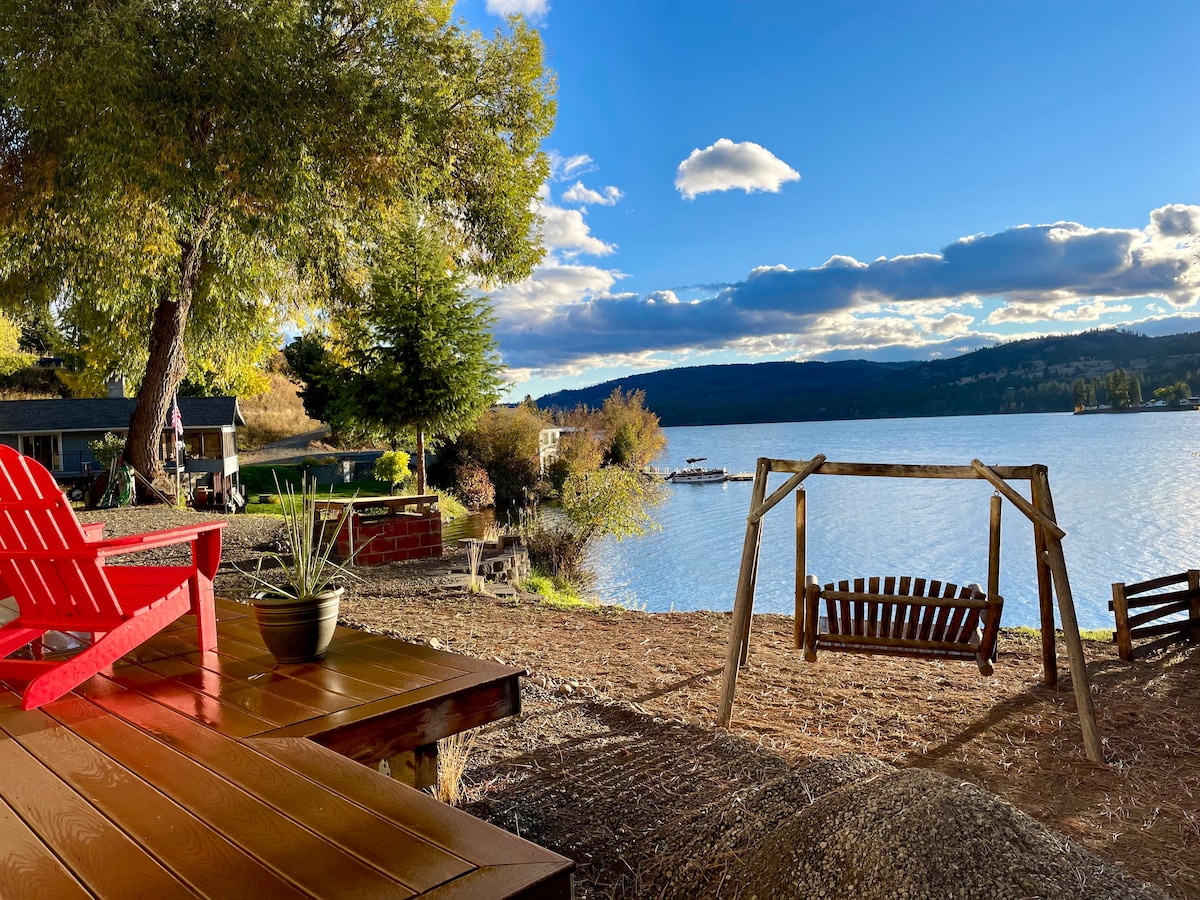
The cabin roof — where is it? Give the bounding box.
[0,397,244,433]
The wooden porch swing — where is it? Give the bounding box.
[717,456,1104,764]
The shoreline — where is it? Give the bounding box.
[1073,404,1196,414]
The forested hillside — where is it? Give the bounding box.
[536,330,1200,426]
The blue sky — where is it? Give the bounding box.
[454,1,1200,399]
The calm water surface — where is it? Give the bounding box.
[588,413,1200,629]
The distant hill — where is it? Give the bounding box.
[535,330,1200,426]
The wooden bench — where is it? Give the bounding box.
[802,575,1003,675]
[1110,570,1200,661]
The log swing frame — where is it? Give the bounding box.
[716,456,1104,764]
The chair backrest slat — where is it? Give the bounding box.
[0,446,120,625]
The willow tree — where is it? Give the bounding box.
[343,211,504,493]
[0,1,553,487]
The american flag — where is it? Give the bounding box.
[170,395,184,438]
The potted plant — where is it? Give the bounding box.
[239,475,367,663]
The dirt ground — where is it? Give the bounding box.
[92,509,1198,897]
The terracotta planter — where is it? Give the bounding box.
[250,588,343,663]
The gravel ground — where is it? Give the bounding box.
[77,507,1184,899]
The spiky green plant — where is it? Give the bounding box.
[239,474,368,600]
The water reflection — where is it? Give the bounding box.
[442,507,499,543]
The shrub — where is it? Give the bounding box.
[520,516,592,589]
[453,406,546,508]
[453,460,495,509]
[521,468,665,591]
[374,450,412,493]
[301,455,339,467]
[87,432,125,471]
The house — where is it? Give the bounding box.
[0,397,245,505]
[538,425,584,474]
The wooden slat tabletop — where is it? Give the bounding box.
[0,598,573,898]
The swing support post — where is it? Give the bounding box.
[717,455,1105,765]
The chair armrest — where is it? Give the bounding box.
[81,523,105,542]
[94,522,227,558]
[977,595,1004,660]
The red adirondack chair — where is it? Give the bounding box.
[0,444,225,709]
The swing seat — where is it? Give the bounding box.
[802,576,1003,675]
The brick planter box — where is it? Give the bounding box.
[314,495,443,566]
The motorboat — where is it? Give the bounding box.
[667,467,728,483]
[666,458,728,483]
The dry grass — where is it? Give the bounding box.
[238,369,321,449]
[0,388,60,400]
[465,539,486,594]
[434,729,477,806]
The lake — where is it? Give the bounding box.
[586,412,1200,630]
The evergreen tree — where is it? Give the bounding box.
[1071,378,1087,408]
[345,211,504,493]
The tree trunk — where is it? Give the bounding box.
[415,428,426,494]
[124,235,206,498]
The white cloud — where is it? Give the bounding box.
[548,151,594,181]
[491,264,622,323]
[646,290,682,305]
[987,298,1134,324]
[1147,203,1200,240]
[921,312,975,336]
[675,138,800,200]
[506,349,671,385]
[562,181,623,207]
[539,204,616,258]
[485,0,549,19]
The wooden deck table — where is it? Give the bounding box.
[0,598,573,898]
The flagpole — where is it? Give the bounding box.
[171,394,184,507]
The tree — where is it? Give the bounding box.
[1104,369,1130,408]
[343,212,504,492]
[373,451,412,494]
[547,427,605,492]
[1,2,554,490]
[283,334,377,447]
[598,388,665,468]
[1072,378,1087,409]
[522,467,664,588]
[455,405,546,508]
[0,309,32,375]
